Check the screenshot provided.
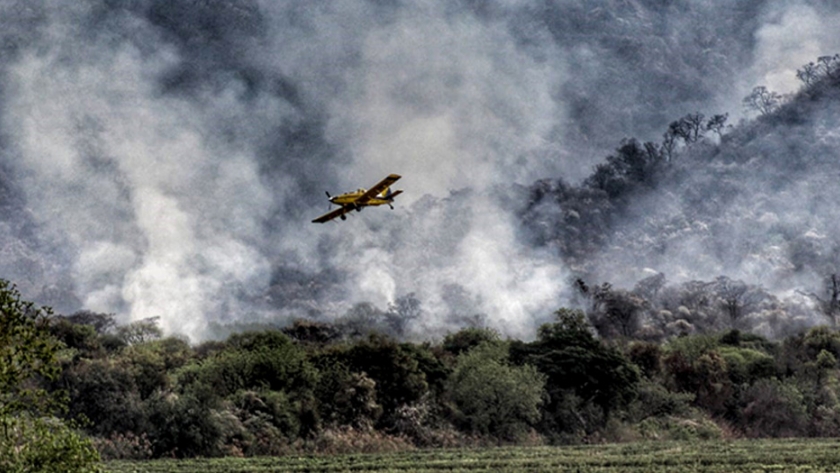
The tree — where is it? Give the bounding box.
[668,113,705,144]
[0,281,61,417]
[816,55,840,79]
[145,389,223,458]
[742,86,782,115]
[61,358,147,436]
[577,280,646,338]
[339,335,429,424]
[282,319,341,346]
[189,330,317,398]
[442,326,500,356]
[740,378,807,438]
[802,274,840,327]
[713,276,763,328]
[0,279,100,471]
[583,139,665,199]
[796,61,820,87]
[315,362,382,430]
[116,317,163,345]
[385,293,423,337]
[446,342,545,441]
[705,113,729,139]
[64,310,117,334]
[510,309,639,437]
[599,289,646,338]
[336,302,387,339]
[661,128,679,162]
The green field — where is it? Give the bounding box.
[105,439,840,472]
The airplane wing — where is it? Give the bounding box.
[355,174,401,205]
[312,206,352,223]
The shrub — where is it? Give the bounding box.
[0,414,100,472]
[447,342,545,442]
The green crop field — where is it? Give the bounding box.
[105,438,840,472]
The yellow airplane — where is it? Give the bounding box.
[312,174,403,223]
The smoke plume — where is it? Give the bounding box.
[1,0,838,340]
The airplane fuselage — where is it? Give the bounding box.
[329,189,395,208]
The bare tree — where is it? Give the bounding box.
[705,113,729,139]
[601,289,646,337]
[802,274,840,327]
[661,129,679,162]
[817,54,840,80]
[668,113,705,144]
[714,276,765,328]
[796,54,840,87]
[797,62,820,87]
[576,279,645,338]
[742,86,782,115]
[633,272,666,304]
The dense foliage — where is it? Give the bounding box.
[29,298,840,460]
[0,280,100,472]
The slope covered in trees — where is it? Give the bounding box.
[521,55,840,340]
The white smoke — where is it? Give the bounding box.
[316,2,568,338]
[751,1,840,94]
[328,2,564,197]
[5,7,273,338]
[3,0,837,341]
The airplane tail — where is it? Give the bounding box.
[383,187,403,200]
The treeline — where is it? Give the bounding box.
[522,53,840,267]
[25,291,840,460]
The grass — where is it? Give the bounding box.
[105,438,840,472]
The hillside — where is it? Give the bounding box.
[522,65,840,339]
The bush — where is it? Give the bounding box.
[92,432,153,460]
[329,334,430,426]
[310,426,414,454]
[187,331,316,398]
[442,327,500,356]
[145,390,223,458]
[447,342,545,441]
[0,280,101,471]
[0,415,100,473]
[315,362,382,430]
[740,378,807,438]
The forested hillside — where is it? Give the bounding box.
[521,53,840,337]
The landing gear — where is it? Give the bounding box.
[340,214,347,221]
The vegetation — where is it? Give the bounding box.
[27,295,840,461]
[0,280,100,472]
